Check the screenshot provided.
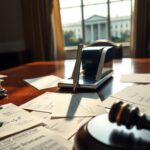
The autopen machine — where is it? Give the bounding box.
[58,44,113,91]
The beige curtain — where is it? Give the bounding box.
[130,0,150,58]
[22,0,64,61]
[52,0,64,60]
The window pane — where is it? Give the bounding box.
[60,0,81,8]
[61,7,82,46]
[110,0,131,17]
[110,0,131,43]
[84,3,108,44]
[61,7,82,24]
[83,0,107,5]
[110,0,121,2]
[60,0,132,51]
[110,0,126,2]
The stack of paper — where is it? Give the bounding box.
[0,91,106,147]
[20,92,106,140]
[0,103,74,149]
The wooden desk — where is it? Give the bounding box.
[0,58,150,106]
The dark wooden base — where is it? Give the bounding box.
[74,114,150,150]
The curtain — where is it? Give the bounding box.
[52,0,64,60]
[22,0,64,61]
[130,0,150,58]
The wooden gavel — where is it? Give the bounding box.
[109,101,150,130]
[74,101,150,150]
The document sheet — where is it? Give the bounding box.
[24,75,62,90]
[121,73,150,83]
[31,111,91,139]
[0,126,73,150]
[0,103,43,139]
[21,92,106,117]
[102,85,150,115]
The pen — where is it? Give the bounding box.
[73,44,83,92]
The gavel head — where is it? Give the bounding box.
[109,101,141,129]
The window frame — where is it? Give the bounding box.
[60,0,131,43]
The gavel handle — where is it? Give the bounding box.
[138,115,150,130]
[109,101,150,130]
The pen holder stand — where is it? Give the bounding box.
[58,45,113,90]
[81,46,113,79]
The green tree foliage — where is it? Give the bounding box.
[112,30,130,42]
[64,30,82,46]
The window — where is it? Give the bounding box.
[60,0,131,48]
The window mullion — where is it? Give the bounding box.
[107,0,111,40]
[81,0,85,43]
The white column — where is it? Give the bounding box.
[91,24,94,43]
[98,23,101,39]
[105,23,108,39]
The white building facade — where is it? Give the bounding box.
[63,15,130,43]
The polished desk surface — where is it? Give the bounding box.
[0,58,150,106]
